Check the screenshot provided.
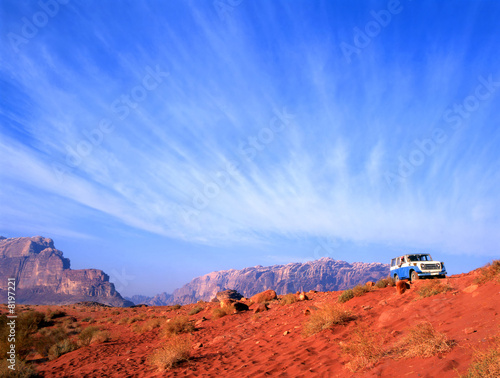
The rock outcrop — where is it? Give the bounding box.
[0,236,132,307]
[162,257,389,305]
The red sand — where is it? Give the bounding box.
[24,271,500,377]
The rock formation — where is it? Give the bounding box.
[0,236,132,307]
[153,257,389,305]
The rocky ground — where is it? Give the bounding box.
[2,264,499,377]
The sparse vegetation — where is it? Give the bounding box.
[212,305,234,319]
[280,293,298,305]
[475,260,500,284]
[149,334,191,371]
[0,359,38,377]
[375,277,395,288]
[78,326,100,346]
[417,280,453,298]
[463,338,500,377]
[188,306,203,315]
[341,325,388,372]
[352,284,371,297]
[396,322,453,358]
[170,304,182,310]
[337,289,354,303]
[48,339,78,360]
[302,304,354,337]
[162,316,195,336]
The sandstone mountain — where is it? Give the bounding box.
[138,257,389,305]
[0,236,132,307]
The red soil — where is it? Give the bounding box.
[18,270,500,377]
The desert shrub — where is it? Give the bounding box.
[188,306,203,315]
[48,339,78,360]
[302,304,354,337]
[170,304,182,310]
[352,284,371,297]
[475,260,500,284]
[375,277,395,288]
[417,280,453,298]
[118,317,129,325]
[127,316,142,324]
[134,319,161,333]
[280,294,298,305]
[162,316,195,336]
[45,310,66,322]
[78,326,100,346]
[463,339,500,378]
[212,306,233,320]
[148,334,191,371]
[34,327,68,357]
[81,317,93,322]
[396,322,452,358]
[341,325,388,372]
[90,330,111,344]
[111,310,120,315]
[338,289,354,303]
[0,359,38,377]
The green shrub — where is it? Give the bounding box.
[338,289,354,303]
[352,284,371,297]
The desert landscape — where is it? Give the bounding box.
[1,261,498,377]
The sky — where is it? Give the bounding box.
[1,0,499,297]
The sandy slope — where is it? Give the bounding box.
[23,270,500,377]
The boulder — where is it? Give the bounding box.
[250,289,277,303]
[220,299,235,308]
[253,303,269,313]
[216,289,244,302]
[233,302,249,313]
[396,280,410,295]
[365,281,375,288]
[298,291,308,301]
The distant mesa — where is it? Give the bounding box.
[130,256,390,306]
[0,236,132,307]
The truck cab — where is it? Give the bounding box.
[390,253,446,282]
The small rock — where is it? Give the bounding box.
[365,281,375,288]
[193,342,203,349]
[283,331,290,335]
[464,328,476,334]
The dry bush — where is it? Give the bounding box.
[352,284,371,297]
[0,359,38,377]
[280,293,298,305]
[34,327,68,357]
[44,309,66,322]
[148,334,191,371]
[396,322,452,358]
[417,280,453,298]
[302,304,354,337]
[338,289,354,303]
[375,277,395,288]
[90,330,111,344]
[78,326,100,346]
[162,316,195,336]
[475,260,500,284]
[118,317,129,325]
[212,306,233,319]
[341,325,388,372]
[188,306,203,315]
[170,304,182,310]
[48,338,78,360]
[463,338,500,378]
[133,319,161,333]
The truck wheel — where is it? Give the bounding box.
[394,274,399,283]
[411,271,419,282]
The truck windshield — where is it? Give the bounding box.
[408,255,432,261]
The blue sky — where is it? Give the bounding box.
[1,0,499,296]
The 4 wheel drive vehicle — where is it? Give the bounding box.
[390,254,447,282]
